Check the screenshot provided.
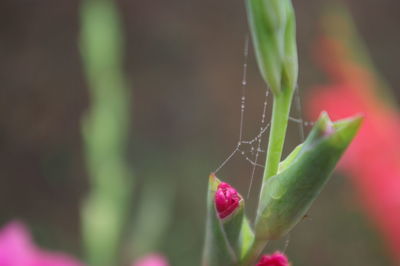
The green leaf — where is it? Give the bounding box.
[221,199,245,258]
[277,143,303,174]
[255,112,362,240]
[238,217,255,260]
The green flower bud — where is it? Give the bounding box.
[246,0,298,95]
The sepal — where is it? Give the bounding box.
[202,174,254,266]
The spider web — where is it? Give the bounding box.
[212,35,314,198]
[211,35,315,254]
[212,36,268,199]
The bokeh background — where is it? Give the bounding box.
[1,0,400,265]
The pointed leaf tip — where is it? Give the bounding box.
[255,113,362,240]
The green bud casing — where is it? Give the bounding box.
[202,175,254,266]
[255,112,362,240]
[246,0,298,95]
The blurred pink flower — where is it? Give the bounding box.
[132,254,169,266]
[0,221,83,266]
[256,252,289,266]
[214,182,241,219]
[307,14,400,264]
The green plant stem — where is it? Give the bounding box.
[263,89,293,181]
[241,89,293,265]
[241,91,292,265]
[240,238,268,266]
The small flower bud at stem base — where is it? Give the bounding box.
[256,252,289,266]
[214,182,241,219]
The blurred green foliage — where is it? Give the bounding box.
[80,0,132,264]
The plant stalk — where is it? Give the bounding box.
[263,88,294,181]
[242,88,293,264]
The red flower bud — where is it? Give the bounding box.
[256,252,289,266]
[214,182,241,219]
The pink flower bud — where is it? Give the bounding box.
[0,221,83,266]
[256,252,289,266]
[132,253,169,266]
[214,182,241,219]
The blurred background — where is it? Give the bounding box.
[0,0,399,265]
